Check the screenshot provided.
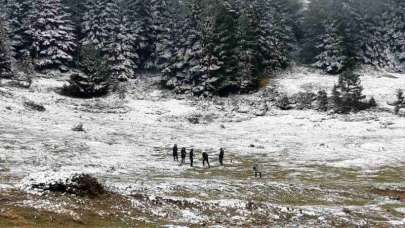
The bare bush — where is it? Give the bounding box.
[23,100,46,112]
[31,173,105,198]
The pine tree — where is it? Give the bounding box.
[238,4,261,91]
[4,0,33,59]
[28,0,76,71]
[106,15,137,81]
[150,0,177,71]
[63,44,110,97]
[361,15,391,70]
[81,0,109,50]
[266,0,300,70]
[351,0,404,72]
[313,20,348,74]
[125,0,154,71]
[384,0,405,72]
[210,1,240,95]
[0,18,13,78]
[82,0,138,81]
[332,69,366,113]
[161,0,206,94]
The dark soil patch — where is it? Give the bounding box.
[373,189,405,202]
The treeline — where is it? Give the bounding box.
[302,0,405,74]
[0,0,404,97]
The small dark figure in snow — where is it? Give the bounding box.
[173,144,178,161]
[202,152,210,168]
[189,149,194,167]
[219,148,225,166]
[253,161,262,178]
[181,147,187,164]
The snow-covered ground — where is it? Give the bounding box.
[0,68,404,226]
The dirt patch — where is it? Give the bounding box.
[373,189,405,202]
[0,209,31,227]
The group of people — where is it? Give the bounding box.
[171,144,262,178]
[172,144,225,168]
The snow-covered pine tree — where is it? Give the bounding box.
[197,5,223,95]
[332,68,366,113]
[0,17,13,78]
[313,20,348,74]
[350,0,403,72]
[63,0,86,45]
[384,0,405,72]
[150,0,177,72]
[252,0,274,72]
[209,1,240,95]
[161,0,207,94]
[238,3,262,91]
[125,0,154,71]
[301,0,335,64]
[106,15,137,82]
[28,0,76,71]
[362,13,393,70]
[266,0,300,70]
[4,0,33,59]
[81,0,109,50]
[63,44,110,97]
[82,0,138,81]
[252,0,301,72]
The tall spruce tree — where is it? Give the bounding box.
[313,20,348,74]
[63,44,110,97]
[210,1,240,95]
[81,0,109,50]
[384,0,405,72]
[332,69,366,113]
[267,0,300,70]
[0,18,13,78]
[162,0,208,94]
[5,0,32,59]
[150,0,177,71]
[106,15,137,81]
[238,4,262,90]
[125,0,154,71]
[27,0,76,71]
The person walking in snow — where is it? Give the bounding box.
[253,161,262,178]
[173,144,178,161]
[189,149,194,167]
[219,148,225,166]
[202,152,210,168]
[181,147,187,164]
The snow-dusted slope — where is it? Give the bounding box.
[0,70,404,225]
[276,66,405,109]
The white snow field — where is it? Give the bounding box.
[0,69,405,226]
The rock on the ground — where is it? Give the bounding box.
[398,108,405,117]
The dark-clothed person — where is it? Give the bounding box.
[181,147,186,164]
[189,149,194,167]
[219,148,225,166]
[173,144,178,161]
[202,152,210,168]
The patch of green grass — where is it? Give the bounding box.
[381,204,405,218]
[372,167,405,183]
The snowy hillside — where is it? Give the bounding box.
[0,68,404,226]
